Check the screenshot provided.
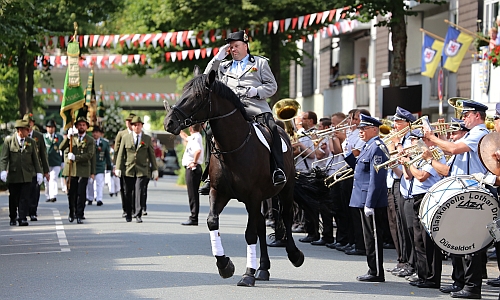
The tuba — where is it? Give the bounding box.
[448,97,469,119]
[273,98,301,139]
[379,119,393,137]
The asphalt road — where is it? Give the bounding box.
[0,175,499,300]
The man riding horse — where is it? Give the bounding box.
[201,30,286,190]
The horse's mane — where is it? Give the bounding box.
[184,74,252,122]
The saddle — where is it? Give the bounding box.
[252,122,288,153]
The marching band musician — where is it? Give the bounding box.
[204,30,285,186]
[423,100,490,299]
[333,109,367,256]
[294,111,319,243]
[344,114,389,282]
[389,107,417,278]
[399,130,446,289]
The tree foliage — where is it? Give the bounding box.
[108,0,341,105]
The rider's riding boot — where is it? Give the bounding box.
[272,168,286,186]
[199,179,210,195]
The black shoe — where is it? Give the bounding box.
[126,216,132,222]
[336,244,353,252]
[45,198,52,202]
[109,193,114,197]
[143,211,147,216]
[311,238,333,246]
[136,216,143,223]
[122,212,127,218]
[30,215,38,221]
[292,224,305,233]
[77,218,83,224]
[356,274,385,282]
[10,220,16,226]
[386,266,401,273]
[87,200,92,205]
[406,273,419,282]
[181,220,198,226]
[449,289,481,299]
[393,268,413,277]
[414,281,440,289]
[51,198,57,202]
[68,215,75,223]
[345,248,366,256]
[326,242,338,249]
[267,239,287,247]
[96,200,103,206]
[440,285,463,293]
[298,235,319,243]
[18,220,29,226]
[383,242,395,249]
[272,169,286,186]
[486,276,500,287]
[199,181,210,195]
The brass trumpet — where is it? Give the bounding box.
[404,147,443,167]
[412,121,463,135]
[382,126,410,145]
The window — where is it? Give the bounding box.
[484,0,500,34]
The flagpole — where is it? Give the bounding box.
[67,22,78,192]
[419,28,445,42]
[420,28,477,54]
[444,19,489,43]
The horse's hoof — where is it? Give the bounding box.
[237,274,255,287]
[255,269,270,281]
[217,257,235,279]
[288,250,305,267]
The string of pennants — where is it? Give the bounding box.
[37,19,358,70]
[42,6,357,50]
[34,87,179,102]
[36,47,221,69]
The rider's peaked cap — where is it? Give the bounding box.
[225,30,249,43]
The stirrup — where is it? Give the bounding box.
[272,168,287,186]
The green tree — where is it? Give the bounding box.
[109,0,341,105]
[103,100,125,140]
[340,0,445,87]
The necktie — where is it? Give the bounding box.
[135,135,139,148]
[20,138,24,146]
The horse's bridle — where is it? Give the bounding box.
[165,81,251,155]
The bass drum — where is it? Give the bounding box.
[419,175,499,255]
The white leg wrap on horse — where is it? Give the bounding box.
[210,230,224,256]
[246,244,257,270]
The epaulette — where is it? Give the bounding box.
[375,139,390,158]
[102,137,109,142]
[254,55,269,61]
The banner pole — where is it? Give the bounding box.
[444,19,489,43]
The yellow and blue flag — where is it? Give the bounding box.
[421,34,443,78]
[442,26,473,73]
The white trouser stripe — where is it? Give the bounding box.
[373,211,380,277]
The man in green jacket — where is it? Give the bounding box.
[0,119,43,226]
[23,113,49,221]
[115,116,158,223]
[43,119,63,203]
[60,117,96,224]
[114,113,135,217]
[86,126,112,206]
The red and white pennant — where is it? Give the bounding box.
[35,88,179,102]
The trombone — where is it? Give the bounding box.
[324,162,353,188]
[374,140,426,172]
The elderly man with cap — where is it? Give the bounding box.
[115,116,158,223]
[23,113,49,221]
[343,114,389,282]
[60,116,96,224]
[204,30,285,186]
[43,119,63,203]
[424,100,490,299]
[386,106,417,279]
[114,113,136,217]
[399,129,446,289]
[86,126,112,206]
[0,119,43,226]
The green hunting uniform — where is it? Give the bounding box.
[28,129,50,216]
[116,131,157,218]
[0,133,42,223]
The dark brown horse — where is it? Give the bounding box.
[164,67,303,286]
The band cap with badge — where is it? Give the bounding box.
[357,114,382,128]
[460,100,489,114]
[393,106,417,123]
